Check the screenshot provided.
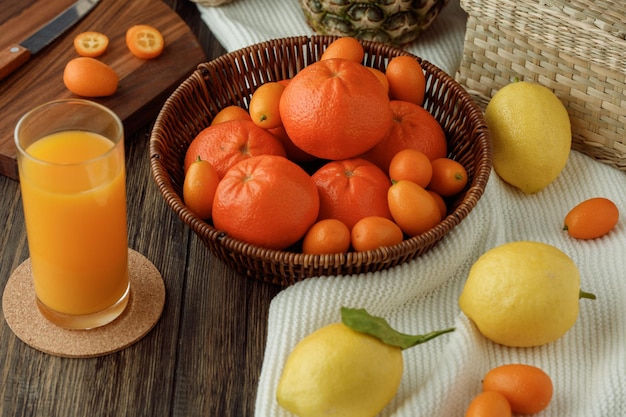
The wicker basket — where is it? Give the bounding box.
[455,0,626,171]
[150,36,491,286]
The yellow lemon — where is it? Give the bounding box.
[459,241,595,347]
[485,81,572,194]
[276,322,403,417]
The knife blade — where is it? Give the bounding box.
[0,0,100,81]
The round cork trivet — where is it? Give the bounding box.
[2,249,165,358]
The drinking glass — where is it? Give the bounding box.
[15,99,130,330]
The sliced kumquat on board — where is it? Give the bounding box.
[385,55,426,106]
[320,36,364,63]
[63,57,118,97]
[564,197,619,239]
[388,180,441,236]
[428,157,468,197]
[465,391,512,417]
[73,31,109,57]
[249,81,286,129]
[182,157,220,220]
[211,105,251,126]
[351,216,404,252]
[483,364,553,414]
[126,24,164,59]
[302,219,351,254]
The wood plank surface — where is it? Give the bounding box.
[0,0,206,180]
[0,1,283,416]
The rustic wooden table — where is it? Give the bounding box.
[0,1,282,416]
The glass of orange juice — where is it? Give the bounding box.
[15,99,130,330]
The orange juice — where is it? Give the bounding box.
[18,130,129,319]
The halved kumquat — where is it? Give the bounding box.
[73,31,109,57]
[126,24,164,59]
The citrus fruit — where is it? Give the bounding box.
[248,81,285,129]
[428,157,468,197]
[184,119,286,177]
[302,219,351,255]
[210,105,251,125]
[182,157,220,219]
[312,158,392,229]
[387,180,441,236]
[459,241,596,347]
[73,31,109,57]
[125,24,164,59]
[366,67,390,94]
[360,100,447,172]
[279,59,393,160]
[320,36,365,63]
[483,364,553,414]
[465,391,511,417]
[212,155,319,250]
[428,190,447,219]
[485,81,572,194]
[276,307,454,417]
[388,148,433,187]
[63,57,118,97]
[564,197,619,239]
[385,55,426,106]
[277,322,402,417]
[266,125,316,163]
[351,216,404,252]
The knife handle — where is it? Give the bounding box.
[0,44,31,81]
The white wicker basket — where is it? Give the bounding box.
[456,0,626,170]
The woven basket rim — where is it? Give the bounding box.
[150,35,492,285]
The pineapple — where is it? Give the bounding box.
[299,0,449,45]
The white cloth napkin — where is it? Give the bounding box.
[196,0,468,76]
[256,152,626,417]
[195,2,626,415]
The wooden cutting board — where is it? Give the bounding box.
[0,0,206,180]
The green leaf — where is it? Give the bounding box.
[340,307,454,350]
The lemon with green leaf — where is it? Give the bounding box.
[276,307,453,417]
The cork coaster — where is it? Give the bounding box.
[2,249,165,358]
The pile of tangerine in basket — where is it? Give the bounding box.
[182,37,467,253]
